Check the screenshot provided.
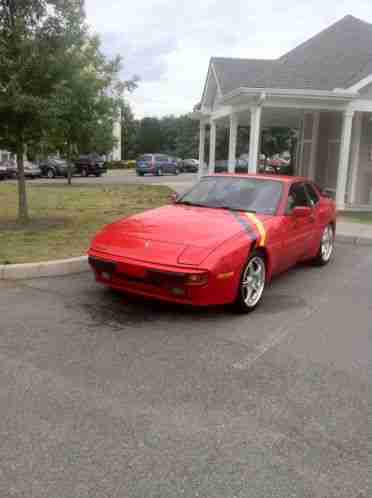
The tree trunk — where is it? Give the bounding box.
[16,142,29,224]
[67,142,73,185]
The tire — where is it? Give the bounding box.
[234,251,266,313]
[47,169,55,179]
[313,224,334,266]
[174,168,180,176]
[95,173,101,177]
[157,168,163,176]
[81,169,88,178]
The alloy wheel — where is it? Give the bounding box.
[320,225,334,262]
[241,256,266,308]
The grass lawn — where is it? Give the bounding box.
[0,183,172,264]
[339,211,372,224]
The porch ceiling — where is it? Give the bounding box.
[216,107,303,129]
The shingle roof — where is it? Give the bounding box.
[211,15,372,94]
[211,58,277,94]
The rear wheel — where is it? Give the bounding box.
[47,169,55,179]
[81,168,88,177]
[313,224,334,266]
[234,251,266,313]
[157,168,163,176]
[95,172,101,177]
[174,168,180,175]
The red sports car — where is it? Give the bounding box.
[88,175,336,312]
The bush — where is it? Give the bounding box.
[104,160,136,170]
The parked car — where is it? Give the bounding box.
[89,175,336,312]
[136,154,181,176]
[24,161,41,179]
[182,159,199,173]
[0,163,7,181]
[39,158,71,178]
[214,159,249,173]
[74,154,107,177]
[174,157,184,171]
[0,159,16,179]
[263,158,292,175]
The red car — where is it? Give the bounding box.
[88,175,336,312]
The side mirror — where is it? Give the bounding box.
[170,192,178,203]
[293,206,311,217]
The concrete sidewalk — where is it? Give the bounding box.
[337,218,372,245]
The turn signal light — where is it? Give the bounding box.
[185,272,209,286]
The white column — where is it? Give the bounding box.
[308,111,320,180]
[209,120,216,174]
[296,115,305,176]
[248,106,262,173]
[348,112,362,205]
[198,121,206,179]
[228,113,238,173]
[112,107,122,161]
[335,110,354,209]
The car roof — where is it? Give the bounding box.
[206,173,309,184]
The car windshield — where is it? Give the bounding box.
[177,176,283,215]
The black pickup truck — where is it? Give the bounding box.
[74,154,107,177]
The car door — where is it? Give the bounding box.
[167,156,175,173]
[156,155,167,173]
[304,182,326,256]
[279,182,315,268]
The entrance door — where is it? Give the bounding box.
[326,140,340,197]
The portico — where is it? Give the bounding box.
[192,15,372,210]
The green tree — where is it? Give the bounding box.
[261,127,293,160]
[136,117,164,154]
[0,0,86,222]
[121,101,140,160]
[47,33,137,183]
[173,115,199,158]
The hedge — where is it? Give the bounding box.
[104,160,136,170]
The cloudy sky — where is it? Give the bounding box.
[85,0,372,118]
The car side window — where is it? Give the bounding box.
[305,183,320,206]
[286,183,310,214]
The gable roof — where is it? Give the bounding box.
[211,58,277,94]
[209,15,372,98]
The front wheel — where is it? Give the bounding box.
[174,168,180,176]
[81,168,88,177]
[234,251,266,313]
[157,168,163,176]
[313,224,334,266]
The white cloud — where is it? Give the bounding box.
[85,0,372,117]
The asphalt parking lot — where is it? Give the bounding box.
[0,243,369,498]
[11,169,197,194]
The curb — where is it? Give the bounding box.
[0,234,371,280]
[0,256,89,280]
[335,234,372,246]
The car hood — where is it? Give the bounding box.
[91,205,272,266]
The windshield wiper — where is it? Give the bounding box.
[176,201,207,207]
[212,205,257,213]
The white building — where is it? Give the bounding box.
[192,15,372,209]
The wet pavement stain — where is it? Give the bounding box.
[74,288,232,331]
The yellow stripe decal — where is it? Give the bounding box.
[245,213,267,247]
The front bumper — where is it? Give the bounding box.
[88,251,238,306]
[136,166,156,174]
